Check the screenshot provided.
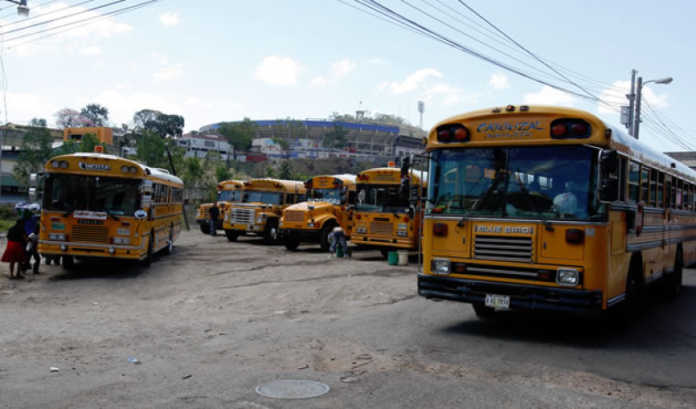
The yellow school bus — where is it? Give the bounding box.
[351,167,426,257]
[418,105,695,318]
[196,179,244,234]
[38,152,184,269]
[222,178,306,243]
[279,174,356,251]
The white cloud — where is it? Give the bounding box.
[5,92,59,125]
[254,56,301,86]
[489,73,509,90]
[159,12,180,27]
[523,86,576,106]
[310,59,356,86]
[80,46,102,56]
[598,80,668,115]
[7,3,132,56]
[153,64,184,82]
[423,83,478,106]
[383,68,443,94]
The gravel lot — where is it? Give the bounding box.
[1,230,695,409]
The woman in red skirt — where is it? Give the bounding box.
[3,219,26,279]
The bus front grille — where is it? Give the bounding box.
[71,225,109,243]
[229,208,255,224]
[370,221,393,236]
[284,211,304,223]
[474,235,533,262]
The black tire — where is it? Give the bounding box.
[143,232,154,267]
[263,220,279,244]
[225,230,239,242]
[663,248,683,300]
[379,248,390,260]
[284,236,300,251]
[473,302,496,320]
[319,221,337,251]
[614,255,645,320]
[62,255,75,270]
[200,223,210,234]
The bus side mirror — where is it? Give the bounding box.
[134,209,147,220]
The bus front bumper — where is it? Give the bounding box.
[418,274,603,312]
[351,235,415,249]
[39,240,146,260]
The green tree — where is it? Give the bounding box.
[80,103,109,126]
[29,118,47,127]
[215,165,231,182]
[265,165,277,178]
[13,127,54,187]
[136,131,168,168]
[272,137,289,151]
[145,113,184,138]
[218,118,257,152]
[133,109,161,130]
[278,161,293,179]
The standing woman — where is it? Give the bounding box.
[2,219,26,279]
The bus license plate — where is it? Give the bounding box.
[485,294,510,310]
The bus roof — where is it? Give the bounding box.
[244,178,306,193]
[217,179,245,191]
[44,152,184,186]
[307,174,357,188]
[358,167,427,186]
[429,105,696,182]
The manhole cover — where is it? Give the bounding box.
[255,379,330,399]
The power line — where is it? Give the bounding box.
[0,0,98,28]
[0,0,127,37]
[456,0,600,101]
[6,0,159,48]
[0,0,61,19]
[350,0,602,101]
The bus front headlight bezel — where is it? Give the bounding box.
[431,258,451,275]
[556,268,580,286]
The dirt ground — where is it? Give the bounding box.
[1,230,695,409]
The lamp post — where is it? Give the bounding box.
[3,0,29,16]
[633,76,673,140]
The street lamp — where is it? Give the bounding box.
[633,75,674,140]
[4,0,29,16]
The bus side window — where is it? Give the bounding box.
[640,166,649,203]
[657,172,664,208]
[649,169,658,207]
[618,156,627,201]
[664,175,670,209]
[628,161,640,202]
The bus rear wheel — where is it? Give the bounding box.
[143,232,154,267]
[663,248,683,300]
[225,230,239,242]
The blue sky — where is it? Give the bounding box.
[4,0,695,153]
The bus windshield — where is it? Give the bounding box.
[427,146,602,220]
[219,190,242,202]
[356,184,409,213]
[243,190,282,205]
[310,188,342,204]
[43,174,141,216]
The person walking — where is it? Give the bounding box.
[2,219,27,279]
[328,226,350,258]
[23,209,40,274]
[208,204,220,236]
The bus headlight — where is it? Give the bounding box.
[398,223,408,230]
[556,268,580,286]
[397,231,408,237]
[431,258,451,275]
[108,247,116,255]
[49,233,66,241]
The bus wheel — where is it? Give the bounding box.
[285,236,300,251]
[225,230,239,242]
[200,223,210,234]
[263,221,279,244]
[320,221,337,251]
[663,248,683,300]
[472,302,496,320]
[62,255,75,270]
[143,232,154,267]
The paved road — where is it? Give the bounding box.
[0,231,694,409]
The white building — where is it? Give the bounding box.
[176,133,232,160]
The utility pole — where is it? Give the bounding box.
[633,76,643,140]
[626,69,636,136]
